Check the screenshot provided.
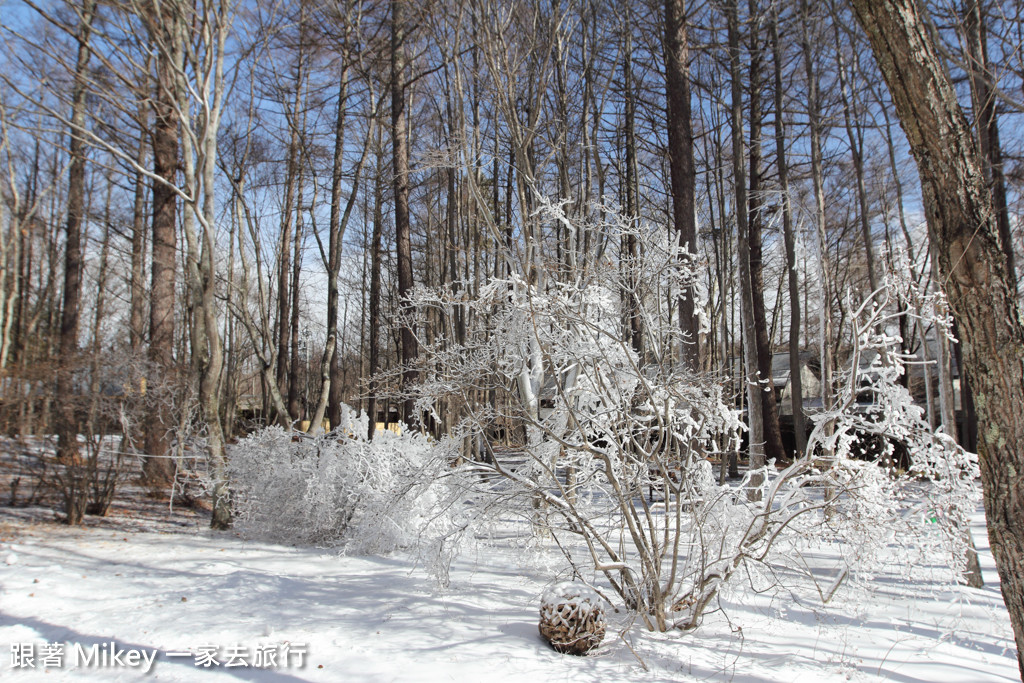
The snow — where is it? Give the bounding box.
[540,581,602,608]
[0,506,1017,682]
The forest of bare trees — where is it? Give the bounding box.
[2,0,1024,673]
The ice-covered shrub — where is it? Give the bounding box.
[228,413,461,554]
[410,199,980,633]
[412,202,758,631]
[804,279,982,584]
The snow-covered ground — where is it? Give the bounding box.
[0,503,1017,682]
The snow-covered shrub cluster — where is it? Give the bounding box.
[228,410,466,559]
[412,202,761,630]
[804,274,981,580]
[406,198,983,634]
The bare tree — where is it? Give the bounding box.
[801,0,835,423]
[726,0,765,492]
[55,0,97,464]
[663,0,701,370]
[392,0,418,426]
[769,6,805,456]
[128,125,148,355]
[273,7,307,425]
[962,0,1016,288]
[311,32,377,434]
[142,3,181,487]
[366,123,385,440]
[745,0,786,465]
[149,0,235,529]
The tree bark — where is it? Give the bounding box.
[951,319,979,452]
[746,0,786,465]
[56,0,97,465]
[623,19,644,361]
[88,181,114,437]
[727,0,765,495]
[769,10,806,456]
[325,61,350,432]
[143,13,180,488]
[0,131,22,372]
[963,0,1016,289]
[275,22,307,426]
[288,179,304,423]
[801,0,834,420]
[929,246,959,442]
[850,0,1024,674]
[392,0,418,426]
[663,0,700,370]
[129,131,148,355]
[366,127,385,440]
[7,139,36,369]
[176,0,231,530]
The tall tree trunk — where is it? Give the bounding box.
[56,0,97,465]
[727,0,765,494]
[88,180,113,433]
[275,183,293,425]
[8,139,37,368]
[143,16,180,488]
[0,135,21,372]
[325,62,350,432]
[960,0,1005,454]
[664,0,700,370]
[129,129,148,354]
[288,179,304,422]
[316,94,374,434]
[392,0,418,426]
[769,10,806,456]
[623,20,644,360]
[746,0,786,465]
[951,320,979,452]
[275,34,306,426]
[222,186,237,442]
[963,0,1016,289]
[937,330,958,441]
[230,176,292,424]
[448,162,464,343]
[801,0,834,420]
[366,129,385,440]
[173,0,231,530]
[850,0,1024,674]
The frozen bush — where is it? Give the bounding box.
[228,413,463,554]
[409,199,980,632]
